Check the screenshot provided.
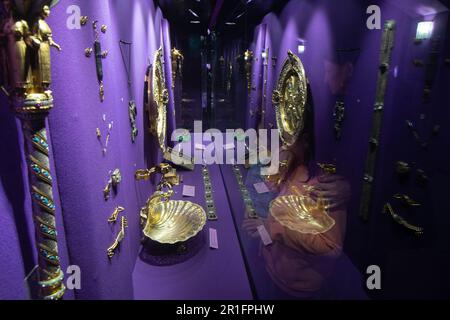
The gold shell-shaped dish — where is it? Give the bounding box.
[269,195,335,235]
[143,200,206,244]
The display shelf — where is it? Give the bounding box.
[132,164,252,300]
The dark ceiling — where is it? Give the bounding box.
[155,0,288,37]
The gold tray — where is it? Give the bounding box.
[143,200,206,244]
[269,195,335,235]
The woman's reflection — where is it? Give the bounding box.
[242,94,351,299]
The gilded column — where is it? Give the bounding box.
[1,1,65,299]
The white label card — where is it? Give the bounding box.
[209,228,218,249]
[182,185,196,197]
[257,225,273,246]
[254,182,270,194]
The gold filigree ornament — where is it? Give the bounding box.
[147,47,169,151]
[272,50,308,147]
[269,195,335,235]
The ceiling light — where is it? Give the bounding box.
[190,20,201,24]
[188,9,199,18]
[225,22,236,26]
[235,12,245,19]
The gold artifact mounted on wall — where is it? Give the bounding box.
[146,48,194,170]
[171,47,184,89]
[0,0,65,300]
[244,49,253,96]
[272,50,308,147]
[147,47,169,151]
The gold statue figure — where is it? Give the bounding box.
[29,5,61,91]
[2,2,61,95]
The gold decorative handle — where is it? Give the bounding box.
[108,206,125,223]
[107,216,128,258]
[383,203,423,236]
[317,163,337,175]
[135,167,156,180]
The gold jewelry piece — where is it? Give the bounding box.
[232,165,257,219]
[135,163,180,187]
[99,82,105,102]
[85,47,93,57]
[416,169,428,186]
[244,50,253,96]
[103,169,122,201]
[80,16,88,26]
[393,194,421,207]
[383,203,423,236]
[395,161,410,175]
[84,20,107,102]
[317,163,337,175]
[101,24,107,33]
[107,216,128,258]
[171,48,184,89]
[272,50,308,146]
[202,165,218,220]
[108,206,125,224]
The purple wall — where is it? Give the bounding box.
[0,0,174,300]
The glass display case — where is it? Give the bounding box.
[1,0,449,301]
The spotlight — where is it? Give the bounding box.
[188,9,199,18]
[416,21,434,40]
[297,39,306,54]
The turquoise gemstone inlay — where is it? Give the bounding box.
[40,248,58,262]
[33,192,55,210]
[40,224,57,237]
[31,164,52,182]
[32,135,49,152]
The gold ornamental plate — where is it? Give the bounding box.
[149,47,169,151]
[272,51,308,146]
[143,200,206,244]
[269,195,335,235]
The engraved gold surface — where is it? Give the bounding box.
[270,195,335,235]
[142,198,206,244]
[272,51,308,146]
[148,47,168,151]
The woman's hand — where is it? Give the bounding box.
[309,174,351,211]
[242,217,266,238]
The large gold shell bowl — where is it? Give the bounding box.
[143,200,207,244]
[269,195,335,235]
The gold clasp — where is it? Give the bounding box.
[108,206,125,224]
[107,216,128,258]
